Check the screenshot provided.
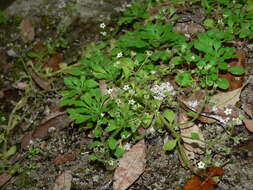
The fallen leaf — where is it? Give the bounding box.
[173,22,205,38]
[45,53,63,71]
[20,18,35,43]
[113,140,146,190]
[236,138,253,157]
[0,173,12,187]
[241,82,253,118]
[32,112,72,140]
[52,153,77,166]
[183,167,224,190]
[52,170,72,190]
[21,131,34,149]
[210,87,242,109]
[178,109,205,162]
[243,118,253,132]
[31,72,51,91]
[99,80,107,96]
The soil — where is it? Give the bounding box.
[1,1,253,190]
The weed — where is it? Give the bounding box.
[58,0,248,168]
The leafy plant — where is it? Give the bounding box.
[60,0,248,166]
[118,0,150,26]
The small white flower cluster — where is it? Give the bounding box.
[197,161,205,169]
[99,23,107,36]
[188,100,198,108]
[224,108,232,116]
[100,23,106,29]
[128,99,135,105]
[123,85,130,91]
[150,82,175,100]
[117,52,123,58]
[107,88,113,95]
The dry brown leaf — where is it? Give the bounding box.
[173,22,205,38]
[45,53,63,71]
[183,167,224,190]
[243,118,253,132]
[20,18,35,43]
[32,112,72,140]
[52,153,77,166]
[52,170,72,190]
[31,72,51,91]
[241,82,253,118]
[99,80,107,96]
[113,140,146,190]
[21,131,34,149]
[210,87,242,109]
[0,173,12,187]
[178,109,205,161]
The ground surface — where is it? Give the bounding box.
[1,0,253,190]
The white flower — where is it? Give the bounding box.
[100,31,107,36]
[197,161,205,169]
[123,85,130,91]
[107,88,113,94]
[115,99,121,105]
[232,118,242,125]
[191,55,196,60]
[129,89,135,95]
[181,44,187,51]
[128,99,135,105]
[29,140,34,145]
[218,19,224,24]
[117,52,123,58]
[150,70,156,74]
[100,23,106,29]
[132,105,138,110]
[154,94,164,100]
[188,100,198,108]
[204,65,212,70]
[101,113,105,117]
[124,143,131,151]
[224,108,232,115]
[146,50,152,56]
[211,106,218,112]
[48,127,56,133]
[114,61,120,66]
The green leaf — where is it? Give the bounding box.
[191,133,200,140]
[114,146,125,158]
[69,114,90,124]
[163,139,178,151]
[93,125,103,137]
[89,141,103,148]
[203,18,215,28]
[228,66,245,75]
[105,123,118,132]
[218,63,228,70]
[151,51,171,61]
[108,138,118,150]
[3,145,17,158]
[89,154,98,161]
[85,79,99,88]
[64,77,80,88]
[163,109,176,123]
[121,131,131,139]
[170,56,183,65]
[175,72,193,87]
[217,78,229,90]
